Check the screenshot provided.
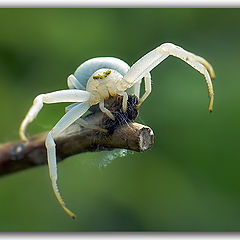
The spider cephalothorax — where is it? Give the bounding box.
[19,43,215,218]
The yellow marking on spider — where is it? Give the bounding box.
[93,70,111,80]
[93,74,104,80]
[103,70,111,77]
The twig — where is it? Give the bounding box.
[0,95,154,176]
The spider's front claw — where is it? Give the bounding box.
[136,100,143,110]
[62,206,76,219]
[208,95,214,113]
[136,104,141,110]
[19,131,28,142]
[210,72,216,81]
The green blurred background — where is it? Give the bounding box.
[0,8,239,231]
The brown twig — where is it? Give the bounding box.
[0,95,154,176]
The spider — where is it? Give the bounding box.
[19,43,215,218]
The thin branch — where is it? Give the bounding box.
[0,95,154,176]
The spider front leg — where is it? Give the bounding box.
[137,73,151,109]
[123,43,215,112]
[19,89,91,140]
[126,73,152,109]
[45,102,90,219]
[119,76,151,112]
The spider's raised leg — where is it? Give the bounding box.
[19,89,91,140]
[137,73,151,109]
[123,73,151,111]
[129,79,141,98]
[45,101,90,219]
[122,43,215,112]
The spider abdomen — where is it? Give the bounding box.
[73,57,130,90]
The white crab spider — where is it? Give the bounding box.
[19,43,215,218]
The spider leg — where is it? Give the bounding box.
[122,43,214,112]
[67,74,86,90]
[19,89,91,141]
[130,79,141,98]
[137,73,151,109]
[125,73,151,110]
[118,92,128,112]
[65,102,80,112]
[45,101,90,219]
[126,78,141,98]
[99,100,115,120]
[184,59,214,112]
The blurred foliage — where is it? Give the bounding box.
[0,8,239,231]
